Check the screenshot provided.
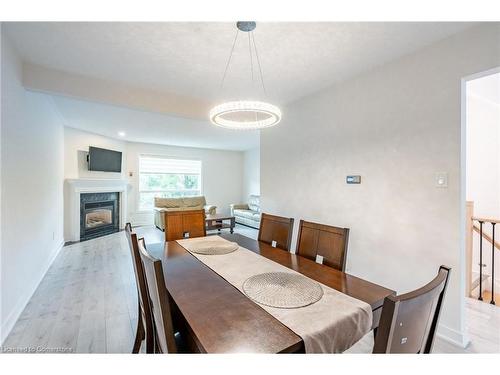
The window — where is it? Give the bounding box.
[138,156,202,210]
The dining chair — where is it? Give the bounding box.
[258,213,294,251]
[137,237,179,353]
[373,265,451,353]
[125,223,154,353]
[295,220,349,271]
[164,209,206,242]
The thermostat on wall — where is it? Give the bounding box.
[346,175,361,184]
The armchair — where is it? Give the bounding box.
[230,195,260,229]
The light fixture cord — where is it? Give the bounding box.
[248,31,254,84]
[250,31,258,123]
[252,31,267,96]
[220,29,239,89]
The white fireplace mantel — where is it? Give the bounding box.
[65,179,128,242]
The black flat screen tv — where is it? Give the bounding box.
[88,146,122,172]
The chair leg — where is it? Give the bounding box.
[145,322,155,354]
[132,311,145,353]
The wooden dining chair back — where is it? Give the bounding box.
[295,220,350,271]
[137,238,178,353]
[373,266,451,354]
[125,223,154,353]
[164,209,206,242]
[258,213,294,251]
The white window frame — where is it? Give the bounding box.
[137,154,203,212]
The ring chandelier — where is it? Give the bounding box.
[210,22,281,130]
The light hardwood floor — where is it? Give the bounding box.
[2,225,499,353]
[480,291,500,305]
[1,224,256,353]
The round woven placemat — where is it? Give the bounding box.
[188,240,239,255]
[242,272,324,308]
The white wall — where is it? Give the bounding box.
[242,147,260,199]
[126,141,243,225]
[1,33,65,342]
[466,81,500,219]
[62,127,244,228]
[63,127,127,240]
[466,79,500,288]
[260,24,500,347]
[64,126,127,180]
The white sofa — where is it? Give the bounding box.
[230,195,261,229]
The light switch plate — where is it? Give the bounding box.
[346,175,361,184]
[435,172,448,188]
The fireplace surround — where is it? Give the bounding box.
[65,179,128,242]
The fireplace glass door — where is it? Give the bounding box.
[85,207,113,229]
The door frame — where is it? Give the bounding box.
[459,66,500,346]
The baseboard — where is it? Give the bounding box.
[0,239,64,345]
[436,323,470,349]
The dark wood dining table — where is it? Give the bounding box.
[148,233,394,353]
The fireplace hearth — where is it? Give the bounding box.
[80,192,119,241]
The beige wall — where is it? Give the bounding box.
[260,24,500,346]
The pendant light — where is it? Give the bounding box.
[209,21,281,130]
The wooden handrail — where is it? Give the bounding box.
[472,216,500,224]
[473,224,500,251]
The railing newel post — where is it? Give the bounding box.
[479,221,484,301]
[491,222,496,305]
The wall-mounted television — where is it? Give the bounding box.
[88,146,122,173]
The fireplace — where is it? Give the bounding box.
[80,192,119,241]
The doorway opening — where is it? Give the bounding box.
[464,71,500,304]
[459,68,500,353]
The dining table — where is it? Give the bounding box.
[148,233,395,353]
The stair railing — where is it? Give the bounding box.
[471,215,499,305]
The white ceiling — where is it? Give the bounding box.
[50,95,260,151]
[467,72,500,105]
[5,22,476,151]
[5,22,475,105]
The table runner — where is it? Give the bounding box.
[177,236,372,353]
